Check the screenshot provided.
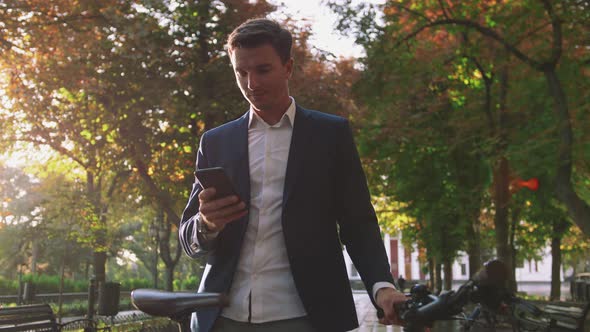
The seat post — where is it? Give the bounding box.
[173,315,191,332]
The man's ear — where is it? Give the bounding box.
[285,58,294,78]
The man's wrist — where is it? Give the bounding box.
[197,214,219,237]
[373,282,397,302]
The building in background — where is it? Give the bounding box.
[344,233,572,298]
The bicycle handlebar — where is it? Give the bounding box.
[387,260,521,331]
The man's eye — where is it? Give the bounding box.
[236,70,246,76]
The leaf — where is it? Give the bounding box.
[80,130,92,140]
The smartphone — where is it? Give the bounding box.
[194,167,240,200]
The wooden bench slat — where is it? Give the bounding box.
[545,306,584,316]
[0,304,58,332]
[0,323,57,332]
[543,301,589,332]
[1,314,55,326]
[0,317,54,326]
[0,306,52,316]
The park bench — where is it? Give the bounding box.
[0,304,95,331]
[543,301,589,331]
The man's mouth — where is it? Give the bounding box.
[249,91,265,98]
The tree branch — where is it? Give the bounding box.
[3,136,89,169]
[466,55,496,134]
[437,0,451,19]
[386,2,434,23]
[397,18,543,71]
[541,0,563,66]
[0,36,24,53]
[133,156,180,222]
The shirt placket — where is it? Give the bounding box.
[251,123,273,319]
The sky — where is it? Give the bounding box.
[268,0,384,58]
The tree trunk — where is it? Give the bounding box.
[31,239,38,275]
[93,252,106,285]
[58,248,66,323]
[550,233,562,301]
[435,261,442,294]
[159,211,182,291]
[153,229,159,289]
[428,257,435,291]
[165,266,174,292]
[509,206,520,293]
[544,69,590,236]
[443,258,453,291]
[493,62,516,292]
[493,157,514,292]
[466,212,482,278]
[550,218,569,300]
[87,170,107,285]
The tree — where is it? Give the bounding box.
[329,0,590,288]
[331,0,590,234]
[0,0,280,289]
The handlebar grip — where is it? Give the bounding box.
[377,307,384,319]
[376,301,406,320]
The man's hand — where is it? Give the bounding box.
[199,188,247,232]
[376,287,407,326]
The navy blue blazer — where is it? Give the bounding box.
[179,105,393,332]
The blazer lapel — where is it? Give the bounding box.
[233,112,251,206]
[282,106,313,209]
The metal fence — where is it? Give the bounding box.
[0,291,131,304]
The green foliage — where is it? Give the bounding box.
[105,317,175,332]
[119,278,151,291]
[21,274,88,293]
[50,300,88,317]
[0,0,282,288]
[0,276,18,295]
[330,0,590,278]
[173,275,200,291]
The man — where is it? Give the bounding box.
[398,275,406,292]
[179,18,406,332]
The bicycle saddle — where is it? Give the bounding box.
[131,289,228,318]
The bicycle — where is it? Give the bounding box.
[131,260,560,332]
[390,260,555,332]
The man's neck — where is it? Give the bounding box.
[252,97,292,125]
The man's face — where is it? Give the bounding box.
[230,44,293,114]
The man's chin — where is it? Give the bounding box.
[249,101,269,112]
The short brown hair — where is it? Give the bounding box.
[226,18,292,64]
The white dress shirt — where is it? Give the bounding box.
[221,98,307,323]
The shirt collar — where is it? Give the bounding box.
[248,97,296,129]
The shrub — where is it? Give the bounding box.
[21,274,88,293]
[120,278,151,291]
[173,276,200,291]
[0,276,18,295]
[51,300,88,316]
[180,276,199,290]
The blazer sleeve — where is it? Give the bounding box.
[178,132,218,258]
[334,119,394,302]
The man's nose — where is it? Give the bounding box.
[247,73,260,90]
